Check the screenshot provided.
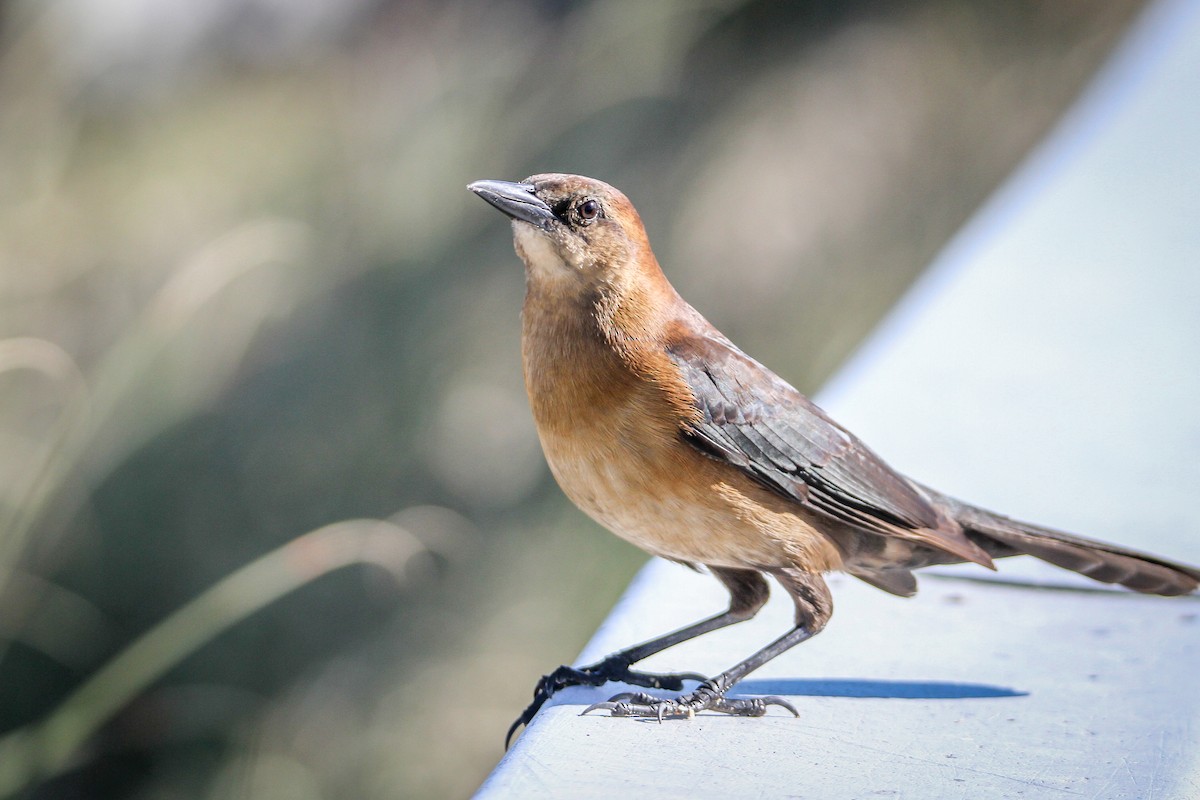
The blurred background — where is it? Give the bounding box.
[0,0,1147,797]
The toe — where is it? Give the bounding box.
[761,695,799,717]
[581,701,621,716]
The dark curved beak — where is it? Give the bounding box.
[468,179,557,231]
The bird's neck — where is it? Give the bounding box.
[520,261,681,434]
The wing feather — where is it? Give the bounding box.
[665,334,993,567]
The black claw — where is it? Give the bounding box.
[505,670,572,749]
[504,717,524,750]
[505,661,708,747]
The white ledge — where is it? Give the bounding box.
[478,0,1200,795]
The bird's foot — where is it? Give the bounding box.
[581,681,798,722]
[506,658,707,747]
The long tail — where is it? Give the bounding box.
[922,486,1200,597]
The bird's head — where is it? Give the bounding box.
[468,173,656,294]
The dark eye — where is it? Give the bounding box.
[578,199,601,221]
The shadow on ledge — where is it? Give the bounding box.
[733,678,1027,699]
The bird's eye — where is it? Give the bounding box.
[578,199,601,221]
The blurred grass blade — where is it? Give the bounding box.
[0,338,88,572]
[0,519,424,798]
[0,568,115,671]
[0,220,310,604]
[84,218,312,475]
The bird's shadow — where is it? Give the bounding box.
[557,677,1026,705]
[733,677,1027,699]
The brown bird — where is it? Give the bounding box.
[467,173,1200,746]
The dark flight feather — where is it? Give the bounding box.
[665,336,949,541]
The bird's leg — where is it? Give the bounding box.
[506,567,768,746]
[506,611,730,747]
[583,569,832,721]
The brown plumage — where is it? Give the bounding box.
[468,173,1200,744]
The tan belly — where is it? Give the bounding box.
[537,421,843,573]
[521,299,842,575]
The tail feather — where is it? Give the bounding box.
[921,486,1200,597]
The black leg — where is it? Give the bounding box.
[582,568,833,721]
[506,567,769,746]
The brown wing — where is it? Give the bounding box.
[665,334,993,567]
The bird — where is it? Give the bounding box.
[467,173,1200,746]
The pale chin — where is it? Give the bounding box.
[513,222,571,282]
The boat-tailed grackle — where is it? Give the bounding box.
[468,173,1200,747]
